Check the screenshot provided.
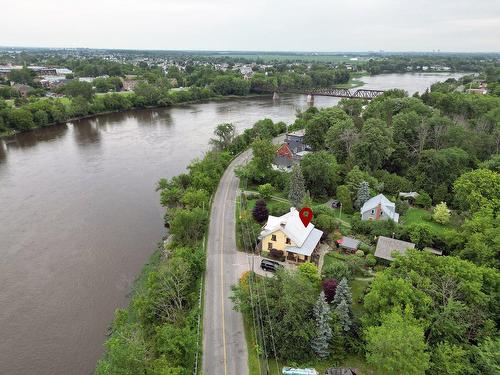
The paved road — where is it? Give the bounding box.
[202,136,284,375]
[202,149,252,375]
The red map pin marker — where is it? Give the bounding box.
[299,207,313,227]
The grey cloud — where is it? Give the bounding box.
[1,0,499,51]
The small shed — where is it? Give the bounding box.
[374,236,415,261]
[336,236,360,252]
[424,247,443,256]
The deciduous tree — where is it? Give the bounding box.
[366,309,430,375]
[433,202,451,224]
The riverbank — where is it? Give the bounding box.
[95,118,286,374]
[0,92,273,139]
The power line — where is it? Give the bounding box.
[240,177,271,375]
[243,185,280,374]
[238,185,264,375]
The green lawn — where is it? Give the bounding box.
[402,208,451,235]
[350,278,372,318]
[321,251,375,318]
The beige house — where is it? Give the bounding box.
[259,207,323,263]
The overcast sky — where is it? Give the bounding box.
[2,0,499,52]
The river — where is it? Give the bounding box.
[0,73,462,375]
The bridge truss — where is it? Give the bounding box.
[303,88,385,100]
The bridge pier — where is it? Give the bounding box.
[272,91,280,100]
[306,94,314,104]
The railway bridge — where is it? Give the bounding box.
[273,87,385,102]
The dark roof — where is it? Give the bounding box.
[12,83,33,91]
[375,236,415,261]
[337,236,360,250]
[325,369,357,375]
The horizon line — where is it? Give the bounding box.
[1,45,500,55]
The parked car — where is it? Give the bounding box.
[331,200,341,208]
[260,259,282,272]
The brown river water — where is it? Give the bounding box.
[0,73,462,375]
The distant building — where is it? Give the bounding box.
[40,76,70,89]
[28,66,57,75]
[374,236,415,262]
[78,77,95,83]
[467,82,488,95]
[272,130,310,171]
[55,68,73,76]
[360,194,399,223]
[11,83,34,97]
[274,143,295,170]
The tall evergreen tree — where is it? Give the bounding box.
[311,291,332,358]
[333,278,352,306]
[335,299,352,332]
[288,165,306,207]
[355,181,370,209]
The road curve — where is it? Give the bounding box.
[202,149,252,375]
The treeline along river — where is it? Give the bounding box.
[0,73,462,375]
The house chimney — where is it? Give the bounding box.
[375,203,382,220]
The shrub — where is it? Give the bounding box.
[245,192,260,200]
[415,191,432,208]
[322,279,338,303]
[268,201,291,216]
[298,262,321,284]
[252,199,269,223]
[366,254,377,267]
[395,199,410,216]
[359,242,374,254]
[170,208,209,245]
[315,213,338,234]
[258,183,274,199]
[355,250,365,257]
[407,223,434,249]
[270,249,284,260]
[433,202,451,224]
[346,255,366,275]
[322,258,351,280]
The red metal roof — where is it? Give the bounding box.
[276,143,293,159]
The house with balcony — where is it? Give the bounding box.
[259,207,323,263]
